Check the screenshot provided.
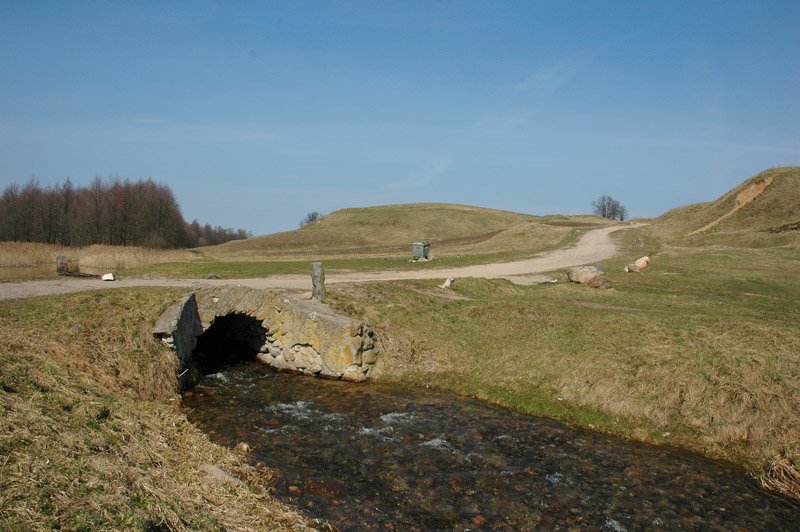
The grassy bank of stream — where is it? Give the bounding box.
[329,227,800,501]
[0,289,314,530]
[1,226,798,529]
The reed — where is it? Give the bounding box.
[0,242,196,279]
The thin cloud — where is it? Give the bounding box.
[382,158,450,195]
[130,117,169,125]
[125,120,277,143]
[472,53,592,136]
[511,54,589,96]
[604,136,800,154]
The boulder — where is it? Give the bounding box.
[587,275,613,289]
[625,256,651,273]
[567,265,601,284]
[567,265,611,289]
[199,464,245,487]
[101,273,115,281]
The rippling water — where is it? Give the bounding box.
[183,362,799,530]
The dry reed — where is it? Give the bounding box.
[0,242,195,278]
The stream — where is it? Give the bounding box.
[183,362,799,530]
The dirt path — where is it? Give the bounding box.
[688,175,773,235]
[0,224,643,300]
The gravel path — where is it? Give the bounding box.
[0,224,643,300]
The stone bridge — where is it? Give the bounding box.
[153,287,378,389]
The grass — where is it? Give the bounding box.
[0,289,315,530]
[654,166,800,247]
[326,225,800,500]
[2,207,610,281]
[201,205,612,261]
[121,234,585,279]
[2,173,799,520]
[0,242,197,281]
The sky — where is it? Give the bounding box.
[1,1,798,235]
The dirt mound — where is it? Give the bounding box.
[653,167,800,246]
[688,175,774,235]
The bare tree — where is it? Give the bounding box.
[592,195,628,221]
[0,176,251,248]
[299,211,321,227]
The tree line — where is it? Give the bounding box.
[0,177,252,248]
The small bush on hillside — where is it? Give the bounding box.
[299,211,322,227]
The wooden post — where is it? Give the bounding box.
[311,262,326,302]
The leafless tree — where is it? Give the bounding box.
[299,211,322,227]
[0,177,252,248]
[592,195,628,221]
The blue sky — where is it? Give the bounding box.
[1,1,798,235]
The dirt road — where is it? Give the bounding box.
[0,224,642,300]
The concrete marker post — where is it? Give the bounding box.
[311,261,326,302]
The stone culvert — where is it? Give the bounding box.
[153,287,378,390]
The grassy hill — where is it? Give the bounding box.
[652,167,800,247]
[202,203,615,261]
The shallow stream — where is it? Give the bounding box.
[183,362,799,530]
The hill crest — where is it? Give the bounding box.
[654,167,800,246]
[204,203,614,260]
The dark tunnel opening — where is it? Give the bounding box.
[192,314,267,374]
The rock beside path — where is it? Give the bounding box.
[567,265,612,289]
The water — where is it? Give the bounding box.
[183,362,799,530]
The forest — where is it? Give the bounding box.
[0,177,251,248]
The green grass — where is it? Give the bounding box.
[201,204,610,261]
[0,289,312,530]
[327,227,800,498]
[121,230,584,279]
[2,205,605,280]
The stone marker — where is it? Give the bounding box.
[625,256,651,273]
[311,261,326,302]
[56,255,69,275]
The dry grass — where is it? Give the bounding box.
[0,242,196,280]
[77,245,197,274]
[203,204,613,261]
[327,227,800,501]
[0,289,317,530]
[654,166,800,246]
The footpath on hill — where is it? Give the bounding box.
[0,224,644,300]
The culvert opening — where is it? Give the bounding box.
[192,314,266,374]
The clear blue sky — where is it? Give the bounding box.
[1,1,798,235]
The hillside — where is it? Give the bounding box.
[652,167,800,247]
[203,203,616,260]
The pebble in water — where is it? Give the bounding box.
[184,362,800,530]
